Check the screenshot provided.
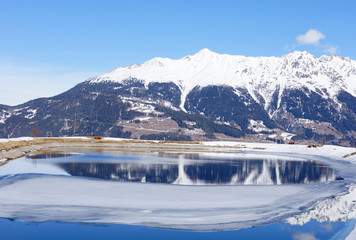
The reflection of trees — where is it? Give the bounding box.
[59,158,335,185]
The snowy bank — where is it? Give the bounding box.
[0,138,356,232]
[0,174,346,231]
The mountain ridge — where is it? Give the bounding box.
[1,49,355,146]
[88,49,356,113]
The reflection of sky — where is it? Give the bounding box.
[0,219,353,240]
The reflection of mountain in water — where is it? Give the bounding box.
[184,160,334,185]
[58,157,335,185]
[60,162,178,183]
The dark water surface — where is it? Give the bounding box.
[27,152,77,159]
[22,151,337,185]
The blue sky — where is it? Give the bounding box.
[1,0,355,105]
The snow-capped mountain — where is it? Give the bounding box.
[89,48,356,113]
[0,49,355,145]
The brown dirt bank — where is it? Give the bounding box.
[0,138,244,166]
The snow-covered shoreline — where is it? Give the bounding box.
[1,136,355,161]
[0,137,356,233]
[0,174,347,231]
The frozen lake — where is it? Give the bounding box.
[0,147,355,239]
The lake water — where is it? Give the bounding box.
[0,149,354,239]
[0,218,354,240]
[25,151,336,185]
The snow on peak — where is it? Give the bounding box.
[196,48,214,54]
[283,50,315,58]
[88,49,356,110]
[193,48,218,57]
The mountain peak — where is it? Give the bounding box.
[194,48,217,57]
[283,51,315,59]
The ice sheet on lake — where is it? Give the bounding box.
[288,184,356,224]
[0,157,70,176]
[0,174,347,231]
[1,140,356,231]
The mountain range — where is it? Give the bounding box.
[1,49,355,146]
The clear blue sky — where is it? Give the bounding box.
[1,0,355,105]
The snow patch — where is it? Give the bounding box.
[280,132,296,140]
[0,110,12,124]
[60,119,72,131]
[184,128,205,136]
[0,137,34,143]
[248,120,272,133]
[298,118,315,124]
[24,108,38,119]
[133,117,152,121]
